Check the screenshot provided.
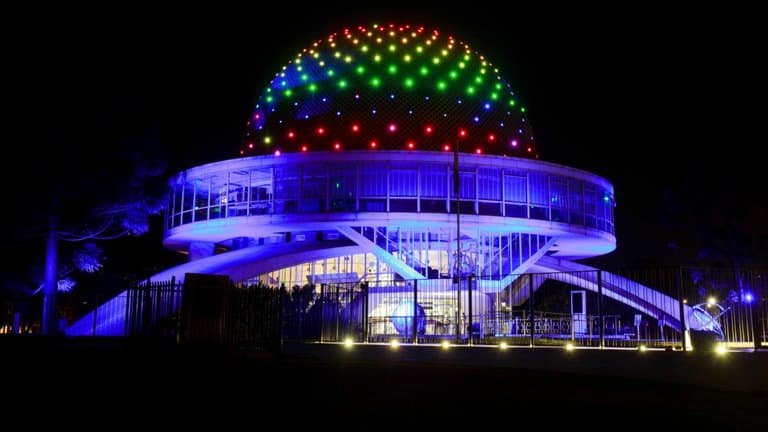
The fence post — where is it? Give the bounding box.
[319,284,325,343]
[677,267,688,352]
[753,285,762,352]
[277,288,285,353]
[412,280,418,344]
[529,274,535,347]
[468,274,473,346]
[597,270,604,349]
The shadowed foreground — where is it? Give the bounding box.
[2,338,766,430]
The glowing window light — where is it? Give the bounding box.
[442,340,450,350]
[370,77,381,87]
[390,339,400,349]
[388,64,398,74]
[424,125,433,134]
[403,78,414,88]
[369,140,377,148]
[437,81,447,91]
[388,123,397,133]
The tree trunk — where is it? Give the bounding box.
[42,215,59,335]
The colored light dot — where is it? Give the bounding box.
[475,76,483,84]
[353,38,359,44]
[296,66,303,71]
[521,107,526,113]
[425,125,433,134]
[264,136,271,144]
[490,92,498,100]
[338,80,347,88]
[459,129,467,137]
[484,103,491,110]
[441,49,448,56]
[369,140,377,148]
[459,62,465,69]
[407,141,415,149]
[240,149,244,155]
[426,40,432,46]
[319,61,325,66]
[404,78,414,88]
[437,81,446,90]
[432,57,440,64]
[443,144,450,151]
[419,67,429,75]
[473,116,480,122]
[370,77,381,87]
[388,123,397,133]
[301,74,308,81]
[248,143,254,149]
[389,93,396,99]
[283,89,292,97]
[287,131,295,139]
[401,37,408,44]
[351,124,360,132]
[449,70,458,79]
[511,140,518,147]
[274,150,281,156]
[344,56,352,63]
[361,45,369,52]
[466,86,475,95]
[488,134,495,141]
[389,44,396,52]
[308,84,317,92]
[356,65,365,74]
[404,54,411,62]
[376,37,382,43]
[480,68,486,74]
[313,53,320,58]
[495,83,502,90]
[334,52,341,58]
[280,80,287,87]
[266,96,273,103]
[317,127,325,135]
[508,99,516,106]
[334,142,341,150]
[388,64,398,74]
[374,54,381,62]
[527,147,532,152]
[416,46,423,53]
[301,145,308,152]
[327,69,335,77]
[389,31,395,36]
[475,148,482,154]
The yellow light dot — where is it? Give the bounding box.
[389,44,396,52]
[319,61,325,67]
[374,54,381,62]
[361,45,368,52]
[426,40,432,45]
[344,56,352,63]
[264,136,271,144]
[411,32,417,37]
[459,62,465,69]
[441,49,448,56]
[416,46,423,53]
[432,57,440,64]
[376,37,382,43]
[313,53,320,58]
[367,32,372,37]
[401,37,408,44]
[389,31,395,37]
[480,68,486,74]
[330,43,336,48]
[404,54,411,62]
[334,52,341,58]
[353,39,359,44]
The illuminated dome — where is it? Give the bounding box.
[242,23,537,157]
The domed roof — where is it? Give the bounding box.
[241,23,537,157]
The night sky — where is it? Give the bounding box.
[4,5,765,278]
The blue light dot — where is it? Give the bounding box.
[304,115,309,119]
[443,113,448,117]
[518,129,523,133]
[278,120,283,124]
[257,126,263,130]
[294,102,299,106]
[484,103,491,110]
[457,99,462,104]
[372,109,377,114]
[425,96,430,100]
[473,116,480,123]
[336,111,342,116]
[390,93,396,99]
[355,94,360,99]
[322,97,327,102]
[408,110,413,115]
[499,122,504,127]
[281,81,287,86]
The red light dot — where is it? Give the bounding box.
[254,114,260,120]
[301,145,308,152]
[407,141,415,149]
[334,142,341,150]
[475,148,482,154]
[369,140,378,148]
[240,150,244,155]
[458,129,467,138]
[527,147,532,153]
[424,125,433,134]
[248,143,254,149]
[274,150,281,156]
[388,123,397,133]
[488,134,495,141]
[351,124,360,133]
[443,145,450,151]
[316,127,325,135]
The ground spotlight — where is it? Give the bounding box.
[344,337,353,348]
[390,339,400,349]
[716,344,727,355]
[639,345,647,352]
[499,341,508,350]
[565,343,574,351]
[441,340,450,350]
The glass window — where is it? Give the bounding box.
[390,167,417,197]
[420,164,447,198]
[361,166,387,197]
[503,174,526,203]
[529,172,548,206]
[478,167,500,200]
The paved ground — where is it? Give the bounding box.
[2,337,766,430]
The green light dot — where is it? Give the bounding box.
[404,54,411,62]
[404,77,414,88]
[308,84,318,92]
[495,83,502,90]
[437,81,447,90]
[474,76,483,84]
[370,77,381,87]
[490,92,498,100]
[266,95,273,103]
[449,70,458,79]
[374,54,381,62]
[388,64,398,74]
[283,89,292,97]
[313,53,320,58]
[301,74,308,81]
[327,69,335,77]
[458,62,465,69]
[416,46,423,53]
[266,88,272,93]
[389,44,396,52]
[464,55,470,61]
[466,86,475,95]
[419,66,429,76]
[296,66,303,71]
[356,65,365,75]
[508,99,516,106]
[520,107,526,113]
[338,80,347,88]
[480,68,486,75]
[432,57,440,64]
